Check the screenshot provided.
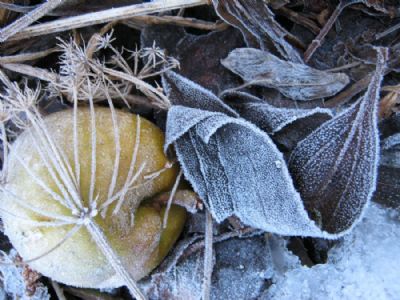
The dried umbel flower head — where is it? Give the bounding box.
[0,79,187,298]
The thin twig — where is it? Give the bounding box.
[375,21,400,40]
[123,15,228,31]
[162,169,183,228]
[0,63,57,82]
[7,0,210,41]
[276,6,320,35]
[51,281,67,300]
[304,0,362,62]
[0,0,67,42]
[202,211,213,300]
[0,47,58,64]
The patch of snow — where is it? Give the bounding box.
[266,204,400,300]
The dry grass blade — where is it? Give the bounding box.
[7,0,210,41]
[123,15,228,31]
[0,47,58,64]
[0,0,66,42]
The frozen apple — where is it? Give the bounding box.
[0,106,187,289]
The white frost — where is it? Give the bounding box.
[266,204,400,300]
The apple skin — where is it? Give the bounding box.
[0,107,186,288]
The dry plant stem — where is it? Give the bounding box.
[326,61,362,72]
[7,0,210,41]
[85,219,146,300]
[0,47,58,64]
[1,63,57,82]
[375,22,400,40]
[162,169,183,228]
[276,7,320,35]
[0,0,67,42]
[202,211,213,300]
[102,67,171,110]
[0,122,8,181]
[324,69,393,108]
[304,0,362,62]
[122,16,229,31]
[51,280,67,300]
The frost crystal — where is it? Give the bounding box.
[266,204,400,300]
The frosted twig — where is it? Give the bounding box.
[87,79,97,207]
[122,15,228,31]
[85,219,146,300]
[72,85,80,189]
[51,280,67,300]
[13,154,73,210]
[163,169,183,229]
[0,63,57,82]
[202,211,213,300]
[0,187,76,222]
[304,0,362,62]
[0,47,58,64]
[7,0,210,41]
[0,207,75,227]
[0,0,66,42]
[102,67,171,109]
[0,122,9,182]
[103,81,121,202]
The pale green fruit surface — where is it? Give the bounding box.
[0,107,186,288]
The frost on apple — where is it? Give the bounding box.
[163,69,380,238]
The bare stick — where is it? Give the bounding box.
[7,0,209,41]
[162,169,183,228]
[304,0,362,62]
[0,63,57,82]
[0,0,67,42]
[51,280,67,300]
[202,211,213,300]
[122,15,228,31]
[0,47,58,64]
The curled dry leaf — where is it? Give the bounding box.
[212,0,303,63]
[163,71,370,238]
[289,47,388,233]
[222,48,350,101]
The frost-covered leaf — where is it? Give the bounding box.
[212,0,303,63]
[163,71,360,238]
[144,236,272,300]
[289,48,388,233]
[222,48,350,101]
[227,92,333,134]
